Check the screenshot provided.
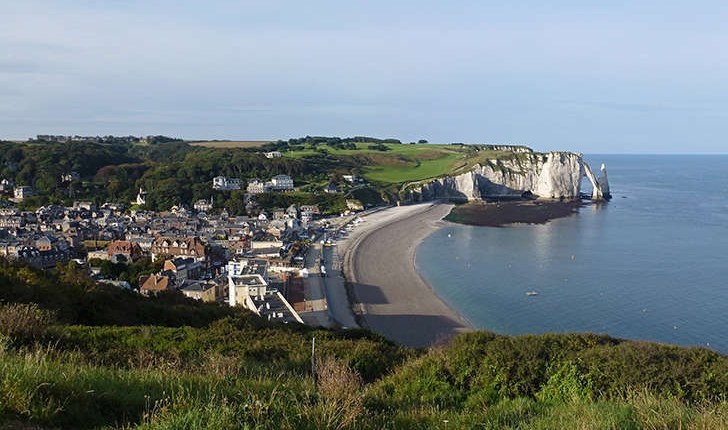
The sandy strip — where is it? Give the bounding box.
[343,203,473,348]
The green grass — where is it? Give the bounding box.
[363,152,462,183]
[3,260,728,429]
[0,345,314,429]
[3,344,727,429]
[283,143,499,184]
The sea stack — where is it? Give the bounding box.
[598,163,611,199]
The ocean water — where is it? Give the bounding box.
[416,155,728,352]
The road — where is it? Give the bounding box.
[299,214,361,328]
[299,241,332,327]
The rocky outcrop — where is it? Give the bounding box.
[405,151,610,202]
[598,163,611,198]
[412,171,482,201]
[582,163,603,200]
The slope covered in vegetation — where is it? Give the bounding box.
[0,136,531,213]
[1,259,728,429]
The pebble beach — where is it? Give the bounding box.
[342,203,473,347]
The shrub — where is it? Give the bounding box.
[313,356,364,430]
[536,360,594,404]
[0,302,55,341]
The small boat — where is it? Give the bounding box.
[525,291,539,296]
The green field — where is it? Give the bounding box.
[363,152,462,183]
[284,143,496,184]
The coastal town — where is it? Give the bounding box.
[0,174,369,329]
[3,3,727,427]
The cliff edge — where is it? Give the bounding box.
[405,150,610,202]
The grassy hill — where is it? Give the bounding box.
[283,143,464,184]
[2,259,728,429]
[0,136,542,214]
[282,142,538,186]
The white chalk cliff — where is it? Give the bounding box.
[406,151,610,202]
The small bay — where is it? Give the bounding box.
[416,155,728,352]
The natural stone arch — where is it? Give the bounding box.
[582,162,610,200]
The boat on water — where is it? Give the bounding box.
[525,291,539,296]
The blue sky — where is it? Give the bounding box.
[2,1,727,153]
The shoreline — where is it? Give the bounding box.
[342,202,473,348]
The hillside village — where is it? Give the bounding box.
[0,191,364,326]
[0,136,594,332]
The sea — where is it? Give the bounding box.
[415,155,728,353]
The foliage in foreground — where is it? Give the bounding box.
[2,260,728,428]
[2,341,728,430]
[0,259,238,327]
[3,323,728,429]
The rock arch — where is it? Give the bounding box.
[582,162,611,200]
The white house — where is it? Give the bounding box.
[13,186,33,201]
[228,273,269,307]
[193,198,213,212]
[212,176,241,190]
[0,179,15,192]
[264,151,282,159]
[134,188,147,206]
[246,179,269,194]
[270,175,294,191]
[60,172,80,182]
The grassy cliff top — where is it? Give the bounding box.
[284,142,540,185]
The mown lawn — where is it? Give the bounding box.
[363,152,463,183]
[284,143,476,184]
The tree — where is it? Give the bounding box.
[223,190,247,215]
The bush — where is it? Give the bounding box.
[536,360,594,404]
[367,143,391,151]
[314,356,364,430]
[0,302,55,341]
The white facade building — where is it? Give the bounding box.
[134,188,147,205]
[193,198,213,212]
[228,274,268,307]
[212,176,241,190]
[13,186,33,200]
[270,175,294,190]
[246,179,269,194]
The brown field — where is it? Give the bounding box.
[187,140,272,148]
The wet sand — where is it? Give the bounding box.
[343,203,473,348]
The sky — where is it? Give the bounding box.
[2,1,728,153]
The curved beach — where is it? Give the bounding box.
[343,203,473,348]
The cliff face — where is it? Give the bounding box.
[407,152,608,202]
[410,171,481,202]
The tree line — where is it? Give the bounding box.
[0,136,383,214]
